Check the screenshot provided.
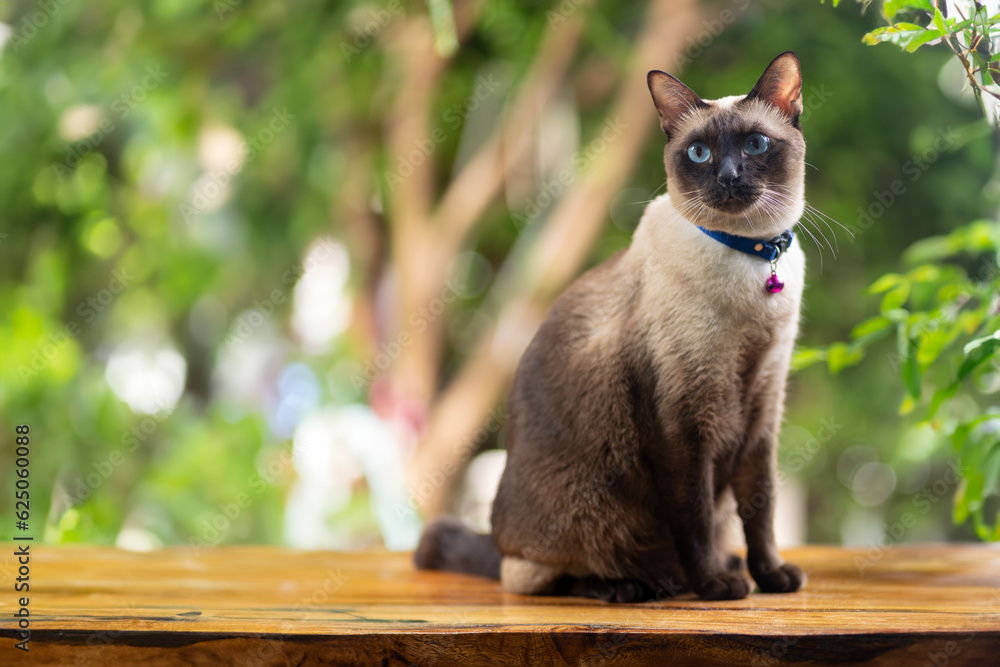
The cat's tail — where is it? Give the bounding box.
[413,517,502,580]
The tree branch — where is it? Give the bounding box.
[429,8,592,255]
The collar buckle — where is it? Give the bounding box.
[767,230,794,260]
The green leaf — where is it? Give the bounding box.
[851,315,892,339]
[975,512,1000,542]
[932,6,947,34]
[907,264,941,283]
[934,282,968,306]
[791,346,826,371]
[868,273,906,294]
[957,330,1000,381]
[895,321,921,400]
[956,468,984,521]
[962,329,1000,356]
[826,342,863,373]
[925,382,958,420]
[905,28,942,52]
[957,309,987,338]
[881,282,911,312]
[950,414,998,451]
[892,21,927,31]
[903,220,1000,264]
[902,338,922,399]
[954,477,971,523]
[915,325,953,370]
[904,235,957,263]
[883,308,911,323]
[949,18,976,33]
[862,26,891,46]
[869,22,941,52]
[981,440,1000,500]
[884,0,933,21]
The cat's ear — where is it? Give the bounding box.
[647,70,707,138]
[743,52,803,125]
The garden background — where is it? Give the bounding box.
[0,0,996,552]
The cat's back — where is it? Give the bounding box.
[499,250,653,489]
[506,249,638,426]
[495,248,657,572]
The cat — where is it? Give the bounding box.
[415,52,808,602]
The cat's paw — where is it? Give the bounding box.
[611,579,651,603]
[695,572,750,600]
[558,576,651,603]
[725,553,745,572]
[752,562,805,594]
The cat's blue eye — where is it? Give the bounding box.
[744,133,769,156]
[687,141,711,164]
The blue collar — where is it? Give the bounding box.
[697,227,794,262]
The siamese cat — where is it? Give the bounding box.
[416,52,808,602]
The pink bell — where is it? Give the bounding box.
[765,274,784,293]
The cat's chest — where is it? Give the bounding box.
[695,250,803,326]
[628,241,804,408]
[628,193,806,332]
[640,243,803,334]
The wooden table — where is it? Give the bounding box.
[1,544,998,665]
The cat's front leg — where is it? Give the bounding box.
[655,448,751,600]
[733,440,805,594]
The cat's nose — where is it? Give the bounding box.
[716,157,741,188]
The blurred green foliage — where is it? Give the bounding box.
[800,0,999,540]
[0,0,993,548]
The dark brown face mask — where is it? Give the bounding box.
[647,52,807,238]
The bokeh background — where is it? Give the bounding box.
[0,0,995,551]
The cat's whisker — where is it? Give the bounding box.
[673,189,708,200]
[674,202,695,213]
[796,221,825,273]
[802,209,839,254]
[757,196,781,231]
[800,219,832,270]
[767,185,854,240]
[804,203,854,238]
[673,197,697,216]
[758,189,798,231]
[786,199,847,245]
[692,199,712,227]
[631,181,674,206]
[675,195,706,223]
[764,189,838,259]
[763,191,825,271]
[786,203,832,256]
[755,194,779,224]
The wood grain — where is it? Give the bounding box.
[1,544,999,665]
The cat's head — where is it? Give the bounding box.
[647,52,806,237]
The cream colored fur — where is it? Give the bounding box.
[627,189,804,459]
[500,556,562,595]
